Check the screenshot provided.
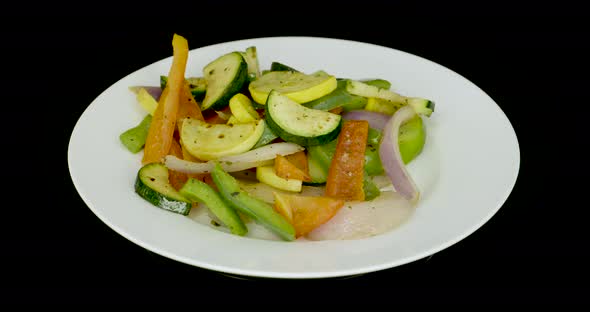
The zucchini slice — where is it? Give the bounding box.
[249,71,337,104]
[201,52,248,111]
[265,90,342,146]
[186,77,207,101]
[240,46,261,81]
[365,97,404,115]
[270,62,299,72]
[180,117,265,161]
[346,80,435,117]
[252,122,279,149]
[135,163,192,215]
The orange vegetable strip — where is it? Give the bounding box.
[286,151,310,174]
[168,138,207,191]
[325,120,369,201]
[273,192,344,238]
[329,107,343,115]
[174,80,204,164]
[275,152,311,182]
[175,82,208,183]
[274,155,309,182]
[142,34,189,165]
[168,138,190,191]
[177,80,204,126]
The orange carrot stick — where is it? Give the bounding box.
[325,120,369,201]
[142,34,189,165]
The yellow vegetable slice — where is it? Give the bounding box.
[136,88,159,115]
[249,71,337,104]
[180,118,265,161]
[226,115,240,125]
[256,166,302,192]
[365,97,404,115]
[229,93,259,123]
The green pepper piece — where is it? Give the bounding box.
[211,163,296,241]
[119,114,152,153]
[364,144,384,176]
[362,172,381,201]
[362,78,391,90]
[399,116,426,164]
[179,178,248,236]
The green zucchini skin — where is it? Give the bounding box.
[201,52,249,111]
[186,77,207,101]
[135,163,192,215]
[265,90,342,147]
[346,80,434,117]
[305,79,393,112]
[304,79,360,111]
[160,76,207,101]
[252,122,279,149]
[269,62,299,72]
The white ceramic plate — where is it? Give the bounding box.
[68,37,520,279]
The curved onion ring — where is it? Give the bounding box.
[342,110,390,130]
[379,106,420,202]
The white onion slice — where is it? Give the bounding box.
[164,142,305,174]
[379,106,420,202]
[218,142,304,163]
[342,110,390,130]
[164,156,273,174]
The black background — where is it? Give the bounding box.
[2,1,588,306]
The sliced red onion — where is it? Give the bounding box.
[342,110,390,130]
[379,106,420,202]
[129,86,163,101]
